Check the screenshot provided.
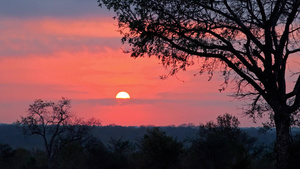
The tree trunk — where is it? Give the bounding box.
[47,153,54,169]
[48,160,52,169]
[275,111,291,169]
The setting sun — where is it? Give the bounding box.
[116,91,130,99]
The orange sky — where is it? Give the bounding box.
[0,0,299,127]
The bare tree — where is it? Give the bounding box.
[98,0,300,168]
[16,98,99,169]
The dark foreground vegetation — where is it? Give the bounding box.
[0,114,300,169]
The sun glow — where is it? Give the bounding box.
[116,91,130,99]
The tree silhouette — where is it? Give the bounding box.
[16,98,96,169]
[185,114,257,169]
[98,1,300,168]
[53,142,88,169]
[107,138,132,169]
[136,127,183,169]
[84,137,118,169]
[0,144,15,169]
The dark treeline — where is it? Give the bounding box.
[0,124,277,149]
[1,115,300,169]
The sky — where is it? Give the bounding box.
[0,0,299,127]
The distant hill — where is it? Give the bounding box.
[0,124,198,149]
[1,124,296,150]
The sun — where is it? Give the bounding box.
[116,91,130,99]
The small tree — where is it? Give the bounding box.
[98,1,300,168]
[107,138,132,169]
[136,127,183,169]
[16,98,97,169]
[84,138,111,169]
[185,114,257,169]
[0,144,15,169]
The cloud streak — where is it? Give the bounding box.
[0,18,121,57]
[0,0,112,18]
[73,97,238,107]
